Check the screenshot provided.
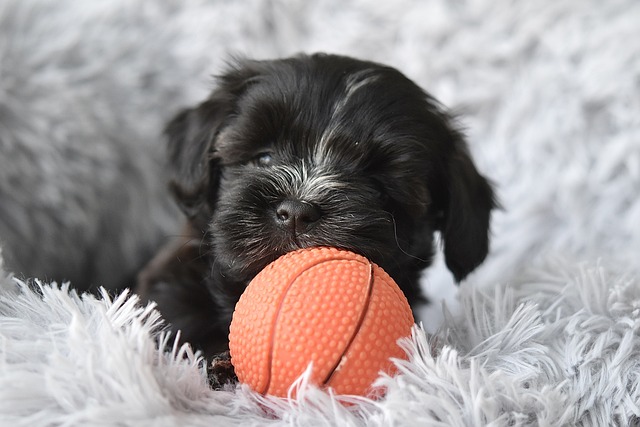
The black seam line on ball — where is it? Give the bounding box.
[263,250,366,394]
[322,260,374,387]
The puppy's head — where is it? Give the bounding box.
[166,54,495,303]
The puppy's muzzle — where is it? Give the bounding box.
[274,199,322,235]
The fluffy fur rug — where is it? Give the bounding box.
[1,0,639,425]
[1,255,639,425]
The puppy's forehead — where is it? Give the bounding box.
[217,57,432,171]
[261,66,386,157]
[313,69,381,163]
[330,68,382,114]
[218,65,386,162]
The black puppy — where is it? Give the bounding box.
[137,53,495,358]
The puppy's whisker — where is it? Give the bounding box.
[156,233,211,262]
[388,213,431,263]
[198,232,210,257]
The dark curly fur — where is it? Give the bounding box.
[137,53,495,359]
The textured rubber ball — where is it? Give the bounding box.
[228,247,414,398]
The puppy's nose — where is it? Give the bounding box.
[275,200,322,234]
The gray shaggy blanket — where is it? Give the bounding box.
[1,0,639,425]
[1,254,639,425]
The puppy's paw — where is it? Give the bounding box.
[208,351,238,390]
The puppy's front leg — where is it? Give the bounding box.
[136,221,229,357]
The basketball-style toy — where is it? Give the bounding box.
[228,247,414,398]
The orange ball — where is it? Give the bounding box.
[228,247,414,398]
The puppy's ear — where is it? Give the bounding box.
[439,138,496,282]
[166,59,264,226]
[165,98,227,226]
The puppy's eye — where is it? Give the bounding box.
[254,152,273,167]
